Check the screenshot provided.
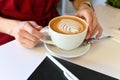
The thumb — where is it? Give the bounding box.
[36,26,43,31]
[28,21,43,31]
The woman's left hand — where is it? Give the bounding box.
[74,3,103,40]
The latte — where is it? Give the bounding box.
[50,16,86,34]
[41,15,88,50]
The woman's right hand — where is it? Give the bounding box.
[11,21,44,48]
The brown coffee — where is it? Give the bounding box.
[50,16,87,34]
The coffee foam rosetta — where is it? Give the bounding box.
[57,19,83,34]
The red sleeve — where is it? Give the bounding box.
[0,33,15,45]
[0,0,59,45]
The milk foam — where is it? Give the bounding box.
[57,19,83,34]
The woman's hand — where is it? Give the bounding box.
[74,3,103,39]
[11,21,44,48]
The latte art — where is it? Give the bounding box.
[57,19,83,34]
[50,16,86,35]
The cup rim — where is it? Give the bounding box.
[49,15,88,35]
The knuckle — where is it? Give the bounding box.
[16,36,23,43]
[30,41,37,46]
[21,41,36,48]
[27,45,34,48]
[29,29,35,34]
[17,29,23,34]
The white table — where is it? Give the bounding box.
[0,5,120,80]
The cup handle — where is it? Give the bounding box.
[40,27,54,45]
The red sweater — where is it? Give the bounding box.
[0,0,59,45]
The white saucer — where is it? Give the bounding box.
[44,43,90,58]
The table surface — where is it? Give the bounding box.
[1,5,120,80]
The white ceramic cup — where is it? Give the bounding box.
[40,15,88,50]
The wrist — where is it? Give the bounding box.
[0,17,20,36]
[79,1,94,11]
[10,21,21,37]
[83,1,94,11]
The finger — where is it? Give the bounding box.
[75,11,94,39]
[23,22,44,39]
[21,30,39,42]
[87,14,94,33]
[74,11,85,19]
[96,24,103,39]
[83,11,94,33]
[36,26,43,31]
[28,21,43,31]
[91,13,97,33]
[91,25,98,37]
[85,30,91,39]
[76,12,93,34]
[16,30,39,42]
[28,21,39,28]
[19,37,39,48]
[93,16,103,39]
